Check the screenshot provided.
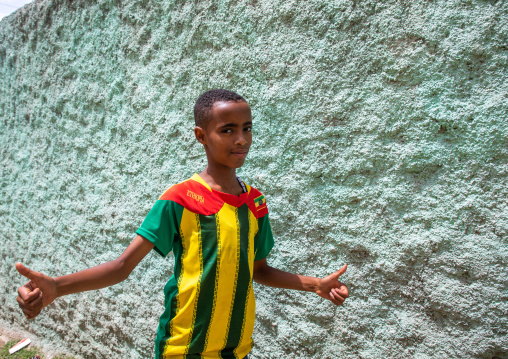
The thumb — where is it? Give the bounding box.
[15,262,38,281]
[330,264,347,280]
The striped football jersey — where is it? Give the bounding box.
[136,174,274,359]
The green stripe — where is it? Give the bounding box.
[184,354,206,359]
[188,213,219,354]
[254,195,264,203]
[222,204,251,356]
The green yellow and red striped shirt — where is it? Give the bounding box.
[137,174,274,359]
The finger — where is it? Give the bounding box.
[20,302,42,318]
[330,292,344,305]
[15,262,39,281]
[331,287,348,300]
[17,290,43,311]
[329,290,345,305]
[23,309,41,320]
[17,293,42,318]
[330,264,347,280]
[335,283,349,298]
[18,285,40,303]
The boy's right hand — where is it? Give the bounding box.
[15,262,57,320]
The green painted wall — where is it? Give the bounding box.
[1,0,507,358]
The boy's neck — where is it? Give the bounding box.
[198,166,243,196]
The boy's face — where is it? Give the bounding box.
[195,100,252,170]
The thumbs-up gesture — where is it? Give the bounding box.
[315,264,349,306]
[15,262,57,320]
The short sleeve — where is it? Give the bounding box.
[254,214,274,261]
[136,200,182,257]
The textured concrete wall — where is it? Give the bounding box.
[1,0,507,358]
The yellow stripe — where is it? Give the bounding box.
[234,210,258,356]
[222,208,241,349]
[166,224,185,350]
[163,210,203,356]
[234,284,255,358]
[191,173,212,191]
[204,204,241,354]
[233,281,255,358]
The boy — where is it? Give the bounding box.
[16,89,349,359]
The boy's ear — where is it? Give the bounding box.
[194,126,206,145]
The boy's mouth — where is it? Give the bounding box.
[231,149,249,157]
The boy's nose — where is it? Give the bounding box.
[234,134,247,145]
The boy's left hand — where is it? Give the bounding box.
[315,264,349,305]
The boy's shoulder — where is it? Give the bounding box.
[157,175,221,215]
[157,174,268,218]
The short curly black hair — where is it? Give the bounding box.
[194,89,246,128]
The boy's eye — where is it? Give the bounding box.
[222,129,233,133]
[244,127,252,132]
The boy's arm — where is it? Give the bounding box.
[252,259,349,306]
[16,235,154,320]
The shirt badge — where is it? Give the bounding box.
[254,195,266,211]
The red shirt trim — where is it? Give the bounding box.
[159,175,269,218]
